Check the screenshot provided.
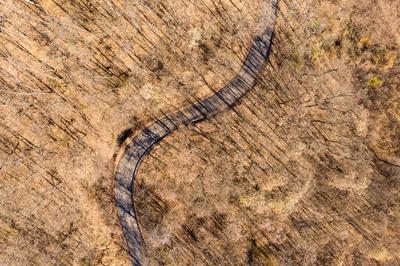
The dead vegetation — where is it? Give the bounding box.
[0,0,399,265]
[0,0,272,264]
[135,0,400,264]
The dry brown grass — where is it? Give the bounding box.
[1,0,399,265]
[136,0,400,264]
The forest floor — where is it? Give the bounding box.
[0,0,399,265]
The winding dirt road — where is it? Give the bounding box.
[114,1,277,264]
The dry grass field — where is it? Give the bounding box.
[1,0,399,265]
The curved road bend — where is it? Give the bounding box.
[114,0,278,264]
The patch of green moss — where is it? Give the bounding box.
[367,76,384,89]
[311,49,324,64]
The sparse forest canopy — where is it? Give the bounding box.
[0,0,399,265]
